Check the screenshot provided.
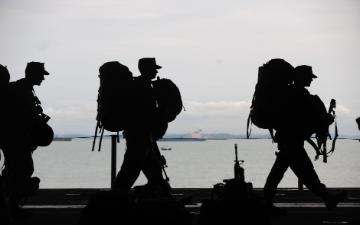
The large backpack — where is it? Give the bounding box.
[150,77,183,140]
[96,61,133,132]
[152,77,183,123]
[92,61,133,151]
[247,58,294,137]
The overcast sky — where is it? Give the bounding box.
[0,0,359,136]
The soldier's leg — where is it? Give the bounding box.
[3,147,34,216]
[0,174,11,223]
[114,132,152,192]
[290,145,347,209]
[289,146,327,197]
[141,145,171,196]
[142,149,164,185]
[264,150,290,205]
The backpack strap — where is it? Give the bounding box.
[306,138,322,160]
[307,120,338,163]
[246,112,252,139]
[97,126,105,152]
[269,129,275,142]
[328,117,338,155]
[246,93,255,139]
[91,121,100,151]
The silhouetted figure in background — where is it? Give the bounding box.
[2,62,50,218]
[0,64,10,149]
[356,117,360,131]
[0,64,12,224]
[264,65,347,215]
[114,58,171,196]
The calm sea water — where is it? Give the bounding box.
[26,139,360,189]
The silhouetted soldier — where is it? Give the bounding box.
[2,62,49,218]
[114,58,171,196]
[0,64,10,90]
[0,64,12,224]
[0,64,10,148]
[264,65,347,215]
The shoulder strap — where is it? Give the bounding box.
[246,93,255,139]
[246,112,252,139]
[328,117,338,155]
[306,138,322,160]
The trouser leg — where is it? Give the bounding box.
[289,147,328,199]
[3,148,34,209]
[264,151,289,205]
[114,132,152,191]
[142,148,164,186]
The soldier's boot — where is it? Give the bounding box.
[324,190,348,210]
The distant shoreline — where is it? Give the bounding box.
[158,137,206,142]
[53,135,360,142]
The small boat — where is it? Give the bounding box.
[160,146,172,151]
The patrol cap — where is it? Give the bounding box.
[138,58,162,70]
[294,65,317,79]
[25,62,49,76]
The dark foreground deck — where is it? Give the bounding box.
[10,188,360,225]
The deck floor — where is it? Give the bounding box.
[7,188,360,225]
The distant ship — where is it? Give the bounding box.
[53,137,72,141]
[159,129,206,142]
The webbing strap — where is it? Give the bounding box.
[307,138,321,160]
[246,94,255,139]
[98,127,104,152]
[329,120,338,155]
[246,112,252,139]
[307,121,338,163]
[269,129,275,142]
[91,121,99,151]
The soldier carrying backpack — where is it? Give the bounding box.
[93,58,183,196]
[110,58,182,196]
[259,63,347,215]
[0,64,12,224]
[0,65,10,149]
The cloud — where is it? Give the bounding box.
[181,100,251,119]
[44,101,95,120]
[167,100,252,134]
[336,104,351,115]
